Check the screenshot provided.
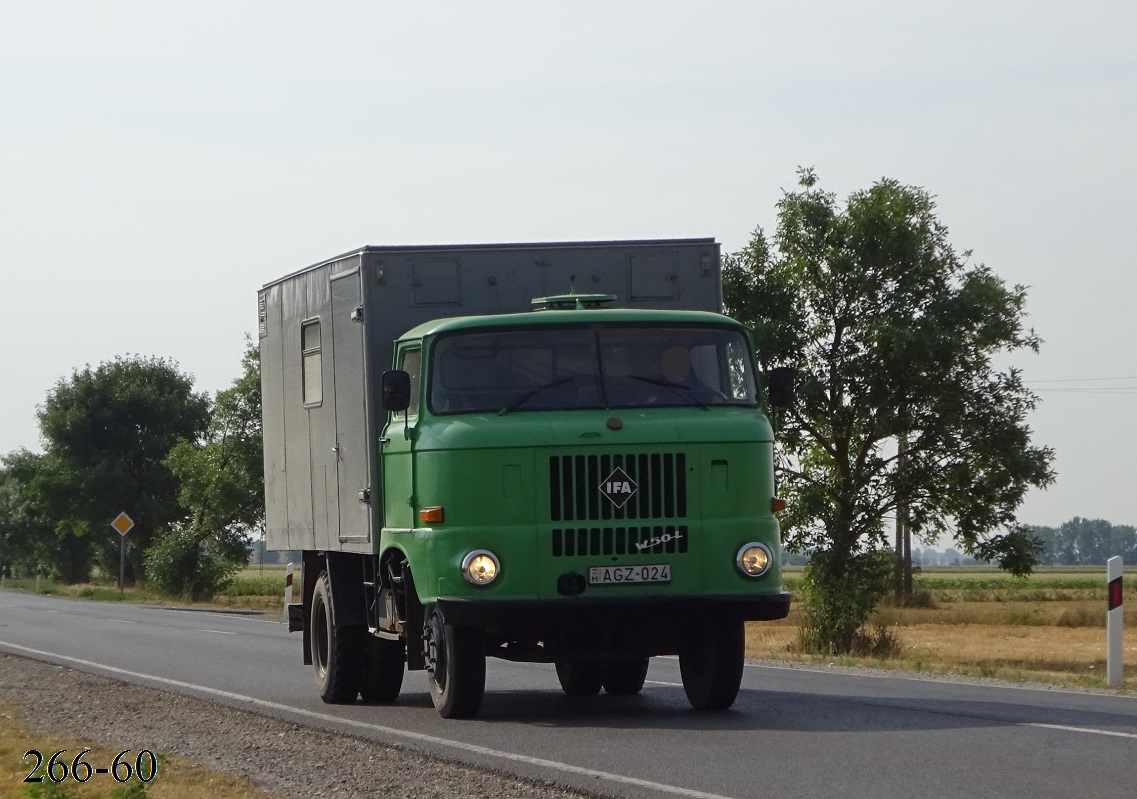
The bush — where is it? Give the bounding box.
[144,522,247,602]
[796,548,894,655]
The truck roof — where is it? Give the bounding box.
[261,238,717,290]
[397,307,744,341]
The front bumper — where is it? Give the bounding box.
[435,591,791,628]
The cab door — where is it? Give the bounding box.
[380,344,422,534]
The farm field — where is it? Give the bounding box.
[749,567,1136,690]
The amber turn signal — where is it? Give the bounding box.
[419,506,445,523]
[771,498,787,513]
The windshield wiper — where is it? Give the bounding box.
[628,375,707,409]
[498,377,576,415]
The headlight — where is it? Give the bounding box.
[461,550,500,586]
[736,542,772,578]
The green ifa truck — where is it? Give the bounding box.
[258,239,792,718]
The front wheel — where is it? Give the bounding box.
[679,619,745,711]
[310,571,362,703]
[423,608,485,719]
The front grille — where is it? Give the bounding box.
[549,453,687,522]
[552,525,689,558]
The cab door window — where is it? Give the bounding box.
[400,348,422,417]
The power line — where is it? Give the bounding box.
[1026,376,1137,384]
[1034,388,1137,394]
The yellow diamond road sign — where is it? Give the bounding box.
[110,512,134,537]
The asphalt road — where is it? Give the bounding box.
[1,587,1134,799]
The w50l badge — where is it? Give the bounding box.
[599,467,637,508]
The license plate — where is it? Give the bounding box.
[588,564,671,585]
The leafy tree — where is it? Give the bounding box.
[724,169,1055,653]
[1029,524,1065,565]
[0,449,94,582]
[147,340,263,600]
[0,453,42,578]
[35,356,210,583]
[1108,523,1137,564]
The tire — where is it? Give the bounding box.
[310,571,362,704]
[360,634,405,704]
[555,661,604,697]
[679,619,745,711]
[424,608,485,719]
[603,658,649,695]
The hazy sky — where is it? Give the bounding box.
[2,2,1133,530]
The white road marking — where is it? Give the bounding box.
[106,619,136,624]
[654,683,1137,738]
[0,641,739,799]
[1026,722,1137,740]
[654,663,1137,740]
[194,629,237,635]
[739,659,1137,701]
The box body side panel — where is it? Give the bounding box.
[259,284,289,551]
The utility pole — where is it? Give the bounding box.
[895,433,912,602]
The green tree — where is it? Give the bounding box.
[35,356,210,583]
[147,340,263,600]
[724,169,1055,653]
[1028,524,1063,565]
[0,452,43,578]
[0,449,94,582]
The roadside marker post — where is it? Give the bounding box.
[285,562,294,620]
[1106,556,1123,687]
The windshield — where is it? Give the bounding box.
[428,325,758,414]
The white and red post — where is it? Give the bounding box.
[1106,556,1123,687]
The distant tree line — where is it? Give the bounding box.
[0,341,263,600]
[1028,518,1136,566]
[911,547,985,567]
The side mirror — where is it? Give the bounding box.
[766,366,795,408]
[381,370,411,412]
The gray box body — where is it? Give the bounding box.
[258,239,722,554]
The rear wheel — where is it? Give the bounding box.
[424,608,485,719]
[360,634,405,704]
[555,661,604,696]
[603,658,650,695]
[310,571,362,703]
[679,619,745,711]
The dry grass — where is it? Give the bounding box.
[1,702,282,799]
[746,599,1137,691]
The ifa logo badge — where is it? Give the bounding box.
[600,466,638,508]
